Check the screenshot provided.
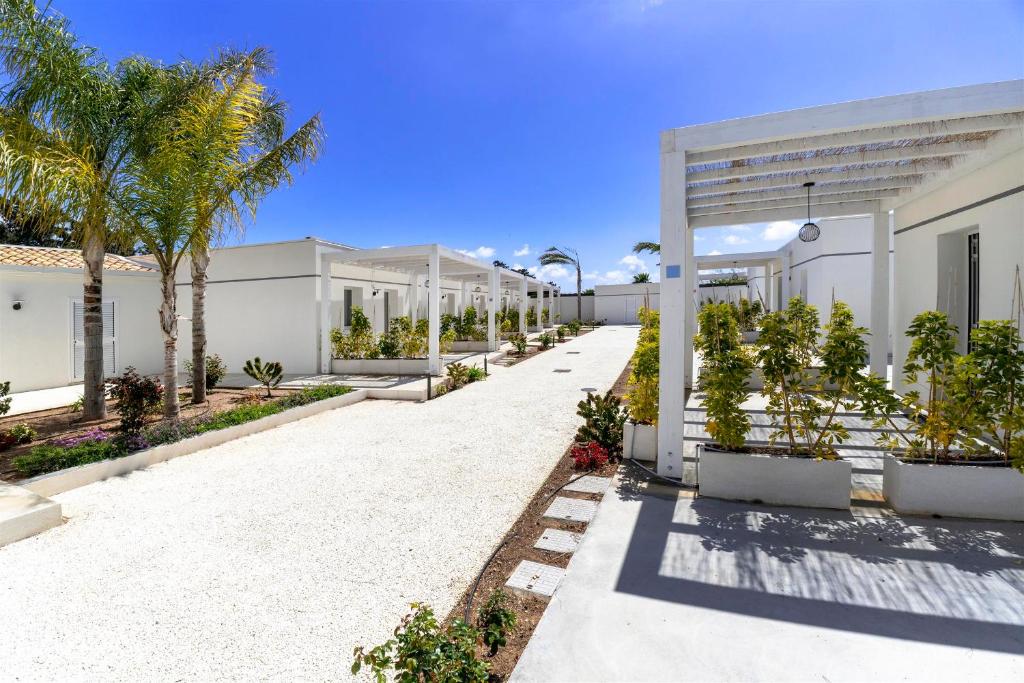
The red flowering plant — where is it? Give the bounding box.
[570,441,609,470]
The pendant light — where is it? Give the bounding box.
[798,181,820,242]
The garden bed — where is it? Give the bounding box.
[1,385,352,483]
[883,454,1024,521]
[444,442,617,679]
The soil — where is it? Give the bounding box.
[0,387,299,482]
[444,443,618,680]
[610,358,632,400]
[493,329,592,367]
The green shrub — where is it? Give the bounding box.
[14,436,126,478]
[244,357,283,398]
[277,384,351,408]
[478,589,517,656]
[447,362,471,389]
[696,303,751,450]
[440,328,457,354]
[183,354,228,391]
[194,402,284,433]
[0,380,10,418]
[330,306,377,359]
[566,319,581,336]
[576,390,626,457]
[556,325,566,342]
[107,367,163,436]
[8,423,37,444]
[538,333,553,349]
[352,603,490,681]
[466,365,486,383]
[627,307,660,425]
[526,307,537,327]
[509,332,528,355]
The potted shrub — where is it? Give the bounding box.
[875,313,1024,521]
[738,298,763,344]
[696,299,861,510]
[624,308,658,461]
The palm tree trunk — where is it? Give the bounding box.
[82,233,107,420]
[190,247,210,404]
[159,268,180,420]
[576,267,582,321]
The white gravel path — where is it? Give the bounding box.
[0,325,637,681]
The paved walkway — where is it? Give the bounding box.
[0,325,638,680]
[512,473,1024,682]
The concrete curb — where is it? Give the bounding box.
[0,482,63,548]
[21,389,369,499]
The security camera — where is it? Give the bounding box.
[12,300,23,311]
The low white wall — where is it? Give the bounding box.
[0,267,163,392]
[554,294,595,323]
[594,283,659,324]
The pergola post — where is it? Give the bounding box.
[684,228,696,388]
[540,285,547,327]
[409,271,420,325]
[766,262,775,310]
[780,251,791,304]
[870,210,891,379]
[319,252,332,374]
[657,140,687,478]
[460,281,469,316]
[427,246,441,376]
[487,268,498,352]
[519,278,527,333]
[534,283,543,329]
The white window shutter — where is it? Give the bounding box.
[71,300,117,380]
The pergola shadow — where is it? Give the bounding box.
[612,478,1024,654]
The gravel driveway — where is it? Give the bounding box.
[0,325,637,681]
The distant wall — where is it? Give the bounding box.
[553,294,595,323]
[594,283,660,324]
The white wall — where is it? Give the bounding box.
[595,283,659,324]
[892,147,1024,396]
[555,294,595,323]
[0,267,163,392]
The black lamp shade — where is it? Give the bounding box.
[799,221,820,242]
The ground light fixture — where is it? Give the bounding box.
[799,181,821,243]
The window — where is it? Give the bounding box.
[343,289,353,328]
[72,299,116,380]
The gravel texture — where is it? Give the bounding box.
[0,325,637,681]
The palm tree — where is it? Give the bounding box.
[633,241,660,255]
[0,1,180,419]
[185,50,324,403]
[632,272,651,283]
[539,246,582,321]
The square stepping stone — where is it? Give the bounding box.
[506,560,566,598]
[543,496,598,523]
[563,475,611,495]
[534,528,582,554]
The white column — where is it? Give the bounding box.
[319,253,332,374]
[657,141,686,478]
[766,262,775,311]
[487,268,497,352]
[534,283,543,329]
[427,247,441,376]
[540,286,547,327]
[869,210,891,379]
[460,281,469,316]
[780,251,791,304]
[409,272,420,325]
[684,227,696,389]
[519,278,527,332]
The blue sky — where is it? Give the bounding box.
[58,0,1023,289]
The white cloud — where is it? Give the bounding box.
[726,225,752,232]
[707,249,722,256]
[693,234,704,241]
[536,263,569,280]
[618,254,646,272]
[513,244,531,257]
[457,246,496,260]
[723,234,749,246]
[760,221,800,242]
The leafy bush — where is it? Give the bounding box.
[508,333,528,355]
[478,589,517,656]
[566,319,581,336]
[542,307,549,324]
[556,325,566,342]
[277,384,351,408]
[330,306,377,359]
[244,357,283,398]
[352,603,490,681]
[440,328,457,354]
[695,303,752,450]
[108,367,163,436]
[466,365,486,383]
[14,430,127,478]
[0,380,10,418]
[538,333,553,349]
[627,307,660,425]
[8,423,36,444]
[570,441,609,470]
[183,354,227,391]
[576,390,626,457]
[526,307,537,327]
[447,362,471,389]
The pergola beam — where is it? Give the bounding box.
[687,139,985,182]
[685,112,1023,164]
[687,159,951,196]
[688,199,881,229]
[688,188,902,217]
[688,181,911,209]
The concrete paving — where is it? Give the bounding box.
[0,325,638,680]
[512,472,1024,682]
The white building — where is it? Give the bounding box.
[0,245,163,392]
[657,80,1024,478]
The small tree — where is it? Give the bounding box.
[626,307,659,425]
[243,357,283,398]
[695,303,751,450]
[107,368,162,437]
[477,589,517,657]
[576,391,626,457]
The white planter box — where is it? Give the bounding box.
[882,454,1024,521]
[451,341,490,352]
[697,443,851,509]
[331,358,429,375]
[741,330,760,344]
[697,366,837,392]
[623,421,657,462]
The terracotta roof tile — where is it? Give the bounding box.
[0,244,155,272]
